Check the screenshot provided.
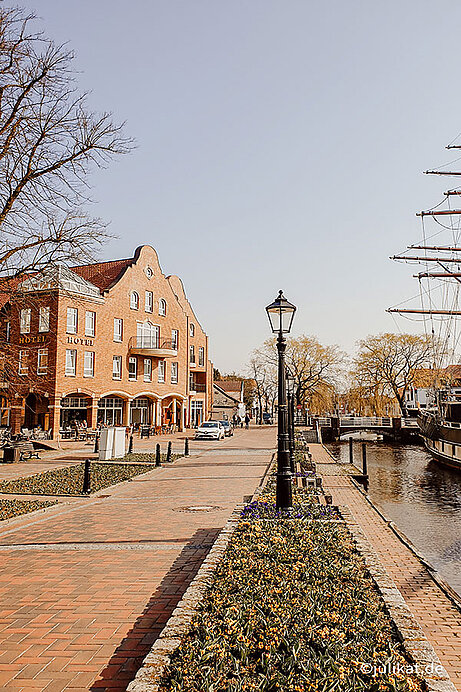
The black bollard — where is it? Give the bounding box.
[155,443,161,467]
[362,442,368,477]
[349,437,353,464]
[83,459,91,494]
[93,434,99,454]
[185,438,189,457]
[128,434,133,455]
[166,440,172,463]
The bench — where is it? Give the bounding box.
[15,442,40,461]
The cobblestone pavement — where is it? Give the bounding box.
[0,426,274,691]
[310,442,461,691]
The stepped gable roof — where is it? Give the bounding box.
[72,258,133,291]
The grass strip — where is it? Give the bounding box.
[0,498,57,521]
[159,482,423,692]
[0,462,156,496]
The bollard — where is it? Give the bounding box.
[128,434,133,455]
[185,438,189,457]
[362,442,368,477]
[166,440,172,463]
[83,459,91,494]
[93,434,99,454]
[349,437,353,464]
[155,443,161,467]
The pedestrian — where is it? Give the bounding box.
[245,414,250,429]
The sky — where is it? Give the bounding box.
[18,0,461,372]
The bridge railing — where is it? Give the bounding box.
[339,416,392,428]
[402,418,420,429]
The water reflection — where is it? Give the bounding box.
[327,440,461,597]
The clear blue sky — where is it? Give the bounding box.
[19,0,461,371]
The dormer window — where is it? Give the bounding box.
[130,291,139,310]
[159,298,167,316]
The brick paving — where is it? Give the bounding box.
[310,442,461,691]
[0,426,274,691]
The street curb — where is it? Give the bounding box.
[126,503,244,692]
[340,506,457,692]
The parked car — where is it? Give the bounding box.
[262,412,273,425]
[219,420,233,437]
[195,421,225,440]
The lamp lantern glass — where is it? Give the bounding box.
[265,290,297,334]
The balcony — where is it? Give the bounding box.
[190,381,206,394]
[129,337,178,358]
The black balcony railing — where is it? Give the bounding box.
[190,382,206,392]
[129,337,177,351]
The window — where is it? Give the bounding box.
[67,307,78,334]
[158,360,166,383]
[145,291,153,313]
[113,355,122,380]
[65,349,76,376]
[18,350,29,375]
[113,318,123,342]
[190,345,195,364]
[85,311,96,337]
[137,321,159,348]
[5,321,10,342]
[171,329,179,350]
[143,358,152,382]
[20,308,31,334]
[145,266,153,279]
[37,348,48,375]
[128,357,137,381]
[189,374,195,391]
[171,362,178,384]
[198,346,205,366]
[189,323,195,337]
[84,351,95,377]
[39,307,50,333]
[130,291,139,310]
[159,298,167,316]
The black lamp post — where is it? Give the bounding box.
[266,290,296,510]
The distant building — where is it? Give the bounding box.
[0,245,213,436]
[212,379,245,421]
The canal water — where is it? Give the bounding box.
[326,439,461,598]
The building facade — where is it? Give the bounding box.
[0,245,212,437]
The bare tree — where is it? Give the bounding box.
[253,335,345,412]
[352,333,438,416]
[0,7,132,285]
[247,357,277,423]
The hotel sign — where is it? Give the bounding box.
[67,336,94,346]
[19,335,47,344]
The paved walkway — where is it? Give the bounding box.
[0,426,274,691]
[310,443,461,691]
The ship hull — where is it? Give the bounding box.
[418,413,461,470]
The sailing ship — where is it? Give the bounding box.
[389,139,461,470]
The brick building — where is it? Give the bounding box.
[0,245,213,437]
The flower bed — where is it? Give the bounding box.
[120,452,179,463]
[0,498,57,521]
[0,462,156,496]
[158,488,423,692]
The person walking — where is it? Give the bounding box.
[245,414,250,430]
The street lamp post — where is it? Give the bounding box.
[266,290,297,511]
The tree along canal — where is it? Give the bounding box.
[326,439,461,599]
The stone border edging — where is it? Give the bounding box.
[126,503,245,692]
[340,505,457,692]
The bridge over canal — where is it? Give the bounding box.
[296,415,421,442]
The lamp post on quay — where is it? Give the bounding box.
[265,290,297,510]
